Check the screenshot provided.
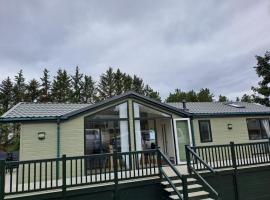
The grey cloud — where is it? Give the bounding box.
[0,0,269,100]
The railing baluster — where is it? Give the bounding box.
[16,164,19,192]
[34,162,36,190]
[22,163,25,192]
[28,163,30,191]
[9,164,13,193]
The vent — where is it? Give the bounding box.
[225,103,245,108]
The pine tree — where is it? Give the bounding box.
[166,89,187,102]
[122,74,133,92]
[114,68,124,95]
[197,88,214,102]
[51,69,72,102]
[25,79,40,102]
[0,77,13,112]
[252,51,270,106]
[97,67,115,100]
[82,75,97,103]
[186,90,198,102]
[218,95,228,102]
[39,68,51,102]
[132,75,144,94]
[71,66,83,102]
[241,94,253,103]
[13,70,26,104]
[144,85,161,101]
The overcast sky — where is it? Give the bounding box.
[0,0,270,100]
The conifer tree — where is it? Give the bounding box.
[0,77,13,112]
[51,69,72,102]
[252,51,270,106]
[71,66,83,102]
[218,95,228,102]
[39,68,51,102]
[13,70,26,104]
[82,75,97,103]
[114,68,124,95]
[197,88,214,102]
[25,79,40,102]
[122,74,133,92]
[144,85,161,101]
[97,67,115,100]
[132,75,144,94]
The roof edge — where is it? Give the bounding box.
[1,102,23,118]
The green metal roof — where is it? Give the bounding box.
[0,102,90,121]
[0,92,189,122]
[166,102,270,116]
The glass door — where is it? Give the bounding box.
[174,119,192,163]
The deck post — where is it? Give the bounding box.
[185,145,191,175]
[157,148,163,181]
[62,155,67,199]
[230,142,239,200]
[113,150,118,200]
[0,159,5,200]
[182,176,188,200]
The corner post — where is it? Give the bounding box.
[157,147,162,181]
[230,142,239,200]
[182,176,188,200]
[113,150,118,200]
[0,159,5,200]
[185,145,191,175]
[62,155,67,199]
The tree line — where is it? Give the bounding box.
[0,67,161,114]
[0,51,269,116]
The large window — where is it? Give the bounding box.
[247,119,269,140]
[133,102,170,151]
[198,120,213,143]
[84,102,129,154]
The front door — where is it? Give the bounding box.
[174,119,192,164]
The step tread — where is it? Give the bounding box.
[189,190,210,197]
[169,190,209,199]
[161,178,197,185]
[165,184,202,192]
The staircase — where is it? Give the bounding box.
[162,176,215,200]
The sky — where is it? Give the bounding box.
[0,0,270,101]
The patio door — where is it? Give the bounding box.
[174,118,192,164]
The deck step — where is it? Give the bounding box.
[165,184,203,193]
[161,178,198,186]
[169,191,211,200]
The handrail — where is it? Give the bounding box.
[186,146,220,199]
[186,146,216,174]
[157,149,187,200]
[158,149,183,179]
[160,168,183,200]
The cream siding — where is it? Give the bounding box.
[193,116,269,146]
[19,98,184,161]
[20,122,57,160]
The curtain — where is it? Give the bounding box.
[119,103,129,168]
[262,119,270,138]
[134,103,142,151]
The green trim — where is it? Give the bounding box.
[192,112,270,118]
[0,117,58,123]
